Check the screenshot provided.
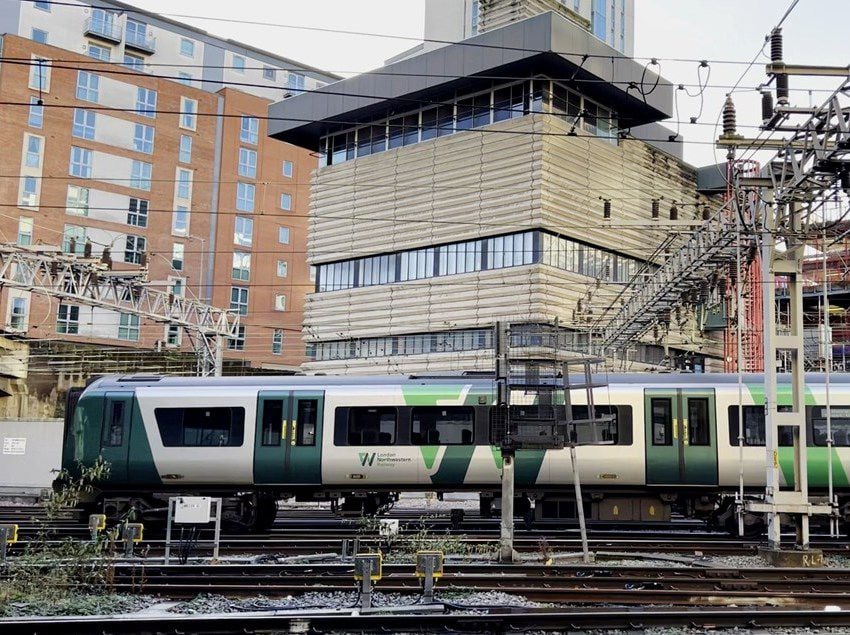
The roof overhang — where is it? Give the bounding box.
[268,11,673,148]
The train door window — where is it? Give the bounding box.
[347,407,396,445]
[651,398,672,445]
[103,401,125,446]
[687,398,710,446]
[411,406,474,445]
[296,399,318,446]
[811,406,850,446]
[261,399,284,446]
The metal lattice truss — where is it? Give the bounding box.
[0,245,239,376]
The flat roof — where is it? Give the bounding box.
[269,11,673,148]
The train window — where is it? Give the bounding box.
[296,399,318,446]
[811,407,850,447]
[103,401,125,447]
[155,407,245,447]
[261,400,283,446]
[570,405,627,444]
[346,407,396,445]
[688,398,710,446]
[728,405,794,446]
[411,406,474,445]
[651,398,672,446]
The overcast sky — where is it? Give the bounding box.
[134,0,848,168]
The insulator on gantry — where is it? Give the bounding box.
[603,199,611,219]
[761,91,774,122]
[669,204,678,221]
[722,95,737,137]
[770,28,783,62]
[702,205,711,221]
[771,28,789,105]
[651,198,660,219]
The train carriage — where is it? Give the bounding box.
[60,373,850,531]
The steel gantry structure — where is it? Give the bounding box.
[0,244,239,376]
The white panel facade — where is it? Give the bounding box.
[90,150,133,188]
[87,188,131,225]
[92,112,138,153]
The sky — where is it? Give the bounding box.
[133,0,848,168]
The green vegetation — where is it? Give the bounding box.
[354,515,496,559]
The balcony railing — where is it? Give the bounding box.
[84,17,122,43]
[125,30,156,54]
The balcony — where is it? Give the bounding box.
[84,17,122,44]
[125,30,156,54]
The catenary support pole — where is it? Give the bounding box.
[499,451,515,563]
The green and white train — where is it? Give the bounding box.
[60,373,850,531]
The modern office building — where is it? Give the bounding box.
[270,11,721,375]
[0,1,338,373]
[390,0,633,63]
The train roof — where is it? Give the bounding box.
[85,372,850,392]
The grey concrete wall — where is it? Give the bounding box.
[0,419,63,494]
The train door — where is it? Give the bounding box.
[254,391,323,485]
[644,389,717,485]
[100,392,133,482]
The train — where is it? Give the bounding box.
[59,372,850,532]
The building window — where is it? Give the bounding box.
[166,325,180,346]
[69,147,92,178]
[228,325,246,351]
[17,217,33,246]
[282,160,293,178]
[238,148,257,178]
[176,168,192,199]
[118,313,140,341]
[87,43,111,61]
[63,225,86,254]
[123,53,144,71]
[67,185,90,216]
[125,18,148,48]
[172,205,189,235]
[130,160,152,190]
[180,97,197,130]
[24,135,42,167]
[232,54,245,72]
[28,97,43,128]
[71,109,95,140]
[171,243,184,270]
[274,294,286,312]
[287,72,305,93]
[124,235,146,264]
[20,176,38,207]
[178,72,192,86]
[236,182,255,212]
[276,260,288,277]
[76,71,99,102]
[263,66,276,81]
[133,123,155,153]
[232,252,251,281]
[179,38,195,57]
[57,305,80,335]
[34,1,50,11]
[592,0,607,40]
[29,56,50,92]
[272,329,283,355]
[240,116,258,144]
[136,87,157,118]
[127,197,148,227]
[178,135,192,163]
[470,0,479,36]
[280,193,292,211]
[278,227,290,244]
[230,286,249,315]
[9,297,28,330]
[234,216,253,247]
[31,28,48,44]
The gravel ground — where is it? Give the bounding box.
[1,594,155,618]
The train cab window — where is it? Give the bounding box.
[687,398,710,446]
[296,399,318,446]
[812,407,850,447]
[261,400,284,446]
[728,405,794,446]
[103,401,125,447]
[411,406,474,445]
[346,407,396,445]
[155,407,245,447]
[569,405,629,444]
[651,398,672,446]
